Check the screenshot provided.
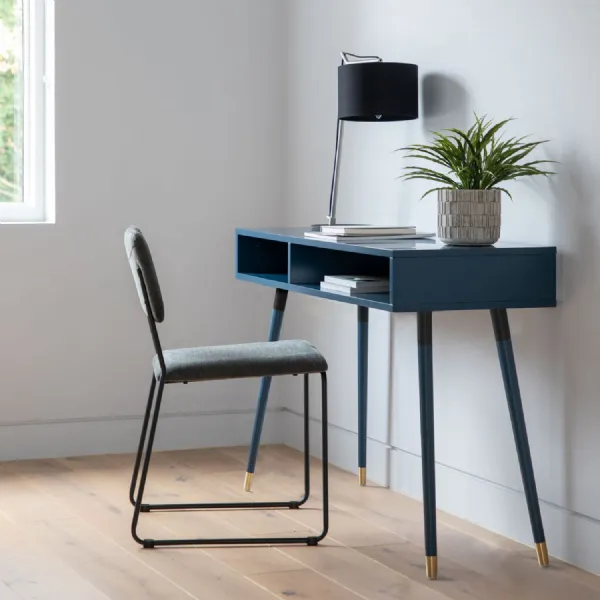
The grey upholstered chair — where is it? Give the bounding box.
[124,227,329,548]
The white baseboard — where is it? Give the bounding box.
[5,406,599,574]
[389,447,600,575]
[280,409,390,486]
[0,409,282,462]
[282,409,600,574]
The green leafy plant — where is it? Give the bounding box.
[399,114,555,200]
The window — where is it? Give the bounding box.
[0,0,53,223]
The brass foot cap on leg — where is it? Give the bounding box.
[244,472,253,493]
[359,467,367,487]
[426,556,438,580]
[536,542,550,567]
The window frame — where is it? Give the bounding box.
[0,0,54,223]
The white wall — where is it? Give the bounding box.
[281,0,600,573]
[0,0,287,459]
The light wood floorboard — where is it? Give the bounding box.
[0,446,597,599]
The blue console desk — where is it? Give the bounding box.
[235,226,556,579]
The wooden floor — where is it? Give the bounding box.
[0,446,598,600]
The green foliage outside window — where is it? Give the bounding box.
[0,0,22,202]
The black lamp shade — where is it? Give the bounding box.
[338,62,418,122]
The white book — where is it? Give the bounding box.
[304,231,435,243]
[323,275,389,289]
[320,282,388,296]
[320,225,416,236]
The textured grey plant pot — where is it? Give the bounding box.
[438,189,501,246]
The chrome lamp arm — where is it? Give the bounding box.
[326,52,382,227]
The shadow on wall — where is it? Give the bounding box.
[421,73,470,133]
[388,73,470,223]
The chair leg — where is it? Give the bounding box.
[357,306,369,486]
[131,371,329,548]
[129,374,156,507]
[298,374,311,505]
[417,312,438,580]
[491,308,549,567]
[245,288,288,492]
[131,377,165,546]
[317,371,330,543]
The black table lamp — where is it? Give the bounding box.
[322,52,419,228]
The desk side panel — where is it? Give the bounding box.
[391,252,557,311]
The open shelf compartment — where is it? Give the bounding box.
[289,243,392,307]
[237,235,289,284]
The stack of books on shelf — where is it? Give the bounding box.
[305,225,434,243]
[320,275,389,297]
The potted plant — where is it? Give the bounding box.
[400,115,555,245]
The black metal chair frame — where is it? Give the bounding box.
[129,270,329,548]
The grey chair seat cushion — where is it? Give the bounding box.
[153,339,328,383]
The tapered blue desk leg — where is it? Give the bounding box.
[357,306,369,486]
[491,309,549,567]
[417,312,438,580]
[244,289,288,492]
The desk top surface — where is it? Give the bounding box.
[237,227,557,258]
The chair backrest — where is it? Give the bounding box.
[124,227,165,323]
